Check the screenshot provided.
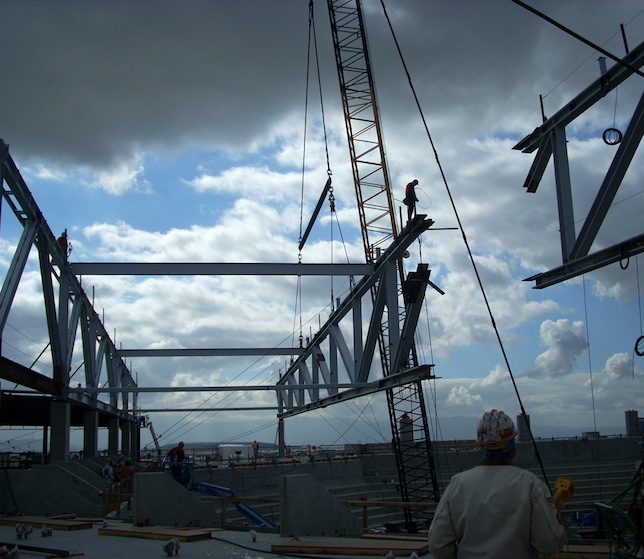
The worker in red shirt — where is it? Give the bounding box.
[167,442,186,483]
[119,458,135,479]
[119,458,135,489]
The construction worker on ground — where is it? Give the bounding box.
[167,441,185,484]
[427,409,565,558]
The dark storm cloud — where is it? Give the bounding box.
[0,1,309,166]
[1,1,641,170]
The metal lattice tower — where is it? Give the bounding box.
[326,0,439,529]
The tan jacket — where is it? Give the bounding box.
[427,465,564,559]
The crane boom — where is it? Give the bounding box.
[326,0,397,261]
[326,0,440,530]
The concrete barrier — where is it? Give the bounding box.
[279,474,362,537]
[132,473,218,528]
[0,464,107,517]
[191,459,364,495]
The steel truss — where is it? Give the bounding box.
[277,215,434,415]
[75,214,436,416]
[0,140,136,419]
[1,138,439,469]
[514,41,644,288]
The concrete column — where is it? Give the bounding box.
[108,416,119,457]
[132,421,141,460]
[42,426,49,464]
[625,410,640,436]
[83,409,99,458]
[278,418,285,458]
[50,400,71,462]
[121,420,131,457]
[517,414,531,442]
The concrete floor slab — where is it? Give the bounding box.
[0,524,288,558]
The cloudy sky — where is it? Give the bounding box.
[0,1,643,453]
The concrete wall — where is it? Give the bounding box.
[132,473,218,528]
[279,474,362,537]
[361,437,642,479]
[517,437,641,466]
[0,437,639,522]
[191,458,365,496]
[0,461,108,517]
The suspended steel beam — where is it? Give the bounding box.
[391,264,432,374]
[299,176,333,251]
[71,262,373,276]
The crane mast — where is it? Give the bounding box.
[326,0,439,529]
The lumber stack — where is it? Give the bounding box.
[98,525,216,541]
[272,538,427,556]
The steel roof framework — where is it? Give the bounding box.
[0,140,136,416]
[514,41,644,288]
[0,139,437,461]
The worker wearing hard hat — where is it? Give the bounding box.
[427,410,564,559]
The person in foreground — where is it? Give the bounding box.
[427,409,565,559]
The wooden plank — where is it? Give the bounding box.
[0,540,82,557]
[341,500,435,509]
[98,525,216,542]
[362,533,428,542]
[0,516,92,531]
[73,518,124,524]
[272,539,427,556]
[556,545,611,558]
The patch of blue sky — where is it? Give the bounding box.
[528,275,641,364]
[475,129,529,144]
[430,342,514,380]
[566,119,621,143]
[571,282,642,362]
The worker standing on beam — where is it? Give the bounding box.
[403,179,419,222]
[427,410,564,558]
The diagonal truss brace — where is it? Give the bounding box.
[277,215,434,417]
[514,41,644,288]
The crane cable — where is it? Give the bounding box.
[294,0,322,350]
[310,0,332,177]
[308,0,338,309]
[379,0,551,488]
[306,0,354,310]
